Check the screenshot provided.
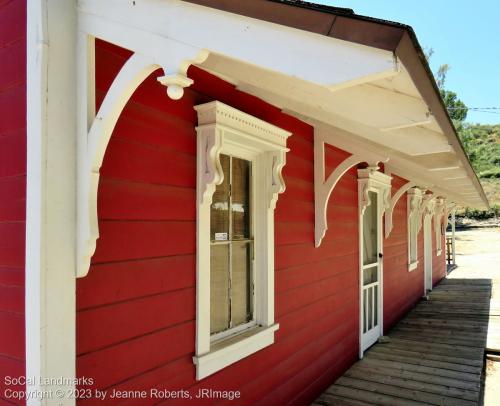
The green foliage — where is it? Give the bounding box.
[479,168,500,179]
[458,124,500,216]
[458,124,500,174]
[441,89,468,122]
[457,204,500,220]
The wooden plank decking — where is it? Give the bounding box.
[314,277,496,406]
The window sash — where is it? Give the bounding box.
[210,154,255,338]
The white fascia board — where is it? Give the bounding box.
[77,0,398,89]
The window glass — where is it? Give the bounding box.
[210,244,230,334]
[231,241,253,326]
[231,157,251,240]
[211,155,230,241]
[410,213,418,263]
[363,191,378,265]
[210,154,254,337]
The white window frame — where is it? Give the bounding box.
[407,188,422,272]
[193,101,291,380]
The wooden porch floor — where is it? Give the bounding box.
[313,277,498,406]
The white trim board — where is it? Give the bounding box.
[26,0,77,404]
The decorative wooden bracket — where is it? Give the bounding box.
[314,133,389,247]
[76,34,209,277]
[385,181,417,238]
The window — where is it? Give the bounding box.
[407,188,422,271]
[193,101,291,380]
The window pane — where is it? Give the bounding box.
[210,244,230,334]
[231,241,253,327]
[367,287,373,330]
[231,157,251,240]
[363,191,378,265]
[410,214,417,262]
[211,154,230,241]
[363,265,378,286]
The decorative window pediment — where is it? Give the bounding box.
[357,167,392,217]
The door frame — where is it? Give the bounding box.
[357,168,391,359]
[423,213,433,294]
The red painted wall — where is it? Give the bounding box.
[76,41,442,405]
[0,0,26,404]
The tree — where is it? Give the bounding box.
[424,49,468,123]
[441,89,468,122]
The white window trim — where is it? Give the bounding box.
[407,188,423,272]
[193,101,291,380]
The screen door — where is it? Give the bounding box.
[361,190,382,353]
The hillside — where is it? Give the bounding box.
[458,123,500,207]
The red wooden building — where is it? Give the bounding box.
[0,0,488,405]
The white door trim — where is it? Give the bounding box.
[423,213,433,294]
[357,168,391,358]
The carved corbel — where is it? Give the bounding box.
[268,150,287,210]
[196,127,224,206]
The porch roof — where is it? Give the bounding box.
[183,0,489,210]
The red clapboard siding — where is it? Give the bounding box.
[383,175,425,332]
[0,355,25,404]
[0,311,24,359]
[97,179,196,221]
[0,39,25,89]
[77,255,195,310]
[76,40,433,406]
[0,0,25,47]
[77,287,195,354]
[0,3,28,402]
[91,221,195,263]
[0,85,26,136]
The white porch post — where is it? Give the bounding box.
[26,1,77,405]
[451,211,456,266]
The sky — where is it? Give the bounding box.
[316,0,500,124]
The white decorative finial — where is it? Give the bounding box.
[157,74,194,100]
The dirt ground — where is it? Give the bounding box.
[449,227,500,405]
